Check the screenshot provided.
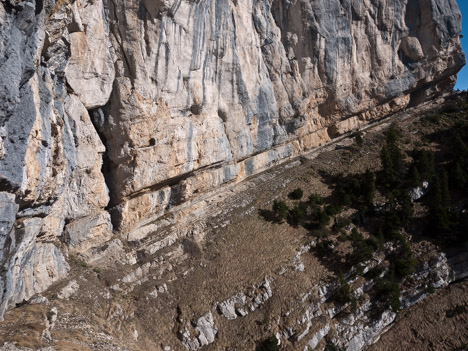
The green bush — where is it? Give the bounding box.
[365,266,384,280]
[326,203,342,216]
[317,209,331,228]
[394,239,416,279]
[316,239,333,254]
[308,194,324,206]
[288,204,305,227]
[351,229,374,263]
[325,342,342,351]
[375,272,401,312]
[336,270,353,305]
[272,200,288,223]
[355,133,364,146]
[256,336,279,351]
[289,188,304,200]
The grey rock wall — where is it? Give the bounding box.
[0,0,464,319]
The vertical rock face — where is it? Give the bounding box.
[0,0,464,318]
[0,0,112,318]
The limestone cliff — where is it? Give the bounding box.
[0,0,464,322]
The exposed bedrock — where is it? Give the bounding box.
[0,0,464,319]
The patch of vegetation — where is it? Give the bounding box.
[272,200,288,223]
[355,133,364,147]
[316,239,334,255]
[446,304,467,318]
[288,203,306,227]
[349,228,374,264]
[256,336,279,351]
[393,238,417,280]
[335,270,355,308]
[375,270,401,312]
[289,188,304,200]
[308,194,324,206]
[380,125,404,186]
[258,108,468,318]
[325,341,343,351]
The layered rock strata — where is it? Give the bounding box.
[0,0,464,319]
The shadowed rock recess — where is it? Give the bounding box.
[0,0,465,348]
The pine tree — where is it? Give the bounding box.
[454,133,468,164]
[381,146,395,185]
[336,270,352,304]
[364,170,376,206]
[256,336,279,351]
[272,200,288,223]
[441,170,451,208]
[398,191,414,228]
[409,165,422,188]
[288,204,305,227]
[451,161,467,189]
[381,126,404,185]
[430,175,451,234]
[377,228,385,249]
[413,149,435,180]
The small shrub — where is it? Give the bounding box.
[325,341,342,351]
[426,284,435,294]
[393,238,417,279]
[446,304,467,318]
[312,229,330,239]
[334,217,351,229]
[288,204,305,227]
[308,194,324,206]
[326,203,342,216]
[316,239,333,254]
[256,336,279,351]
[375,273,401,312]
[335,270,352,305]
[337,233,348,242]
[442,103,460,114]
[272,200,288,223]
[365,266,384,280]
[289,188,304,200]
[317,209,331,228]
[355,133,364,146]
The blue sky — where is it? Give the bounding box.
[455,1,468,90]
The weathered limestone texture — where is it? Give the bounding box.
[0,0,464,320]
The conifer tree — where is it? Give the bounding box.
[381,146,395,184]
[272,200,288,223]
[363,170,376,206]
[430,174,451,233]
[409,165,422,188]
[452,161,467,189]
[454,133,468,163]
[413,149,435,180]
[441,170,451,208]
[336,270,352,304]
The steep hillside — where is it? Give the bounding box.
[1,92,468,350]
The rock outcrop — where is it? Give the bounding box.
[0,0,464,323]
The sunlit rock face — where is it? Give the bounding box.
[0,0,464,318]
